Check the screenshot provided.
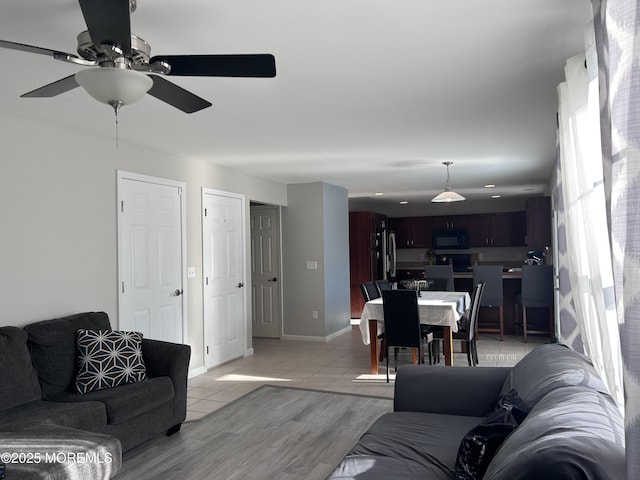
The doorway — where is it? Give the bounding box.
[202,189,246,368]
[250,205,282,338]
[117,171,186,343]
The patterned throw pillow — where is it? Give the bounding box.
[75,330,147,394]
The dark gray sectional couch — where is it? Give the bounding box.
[329,343,625,479]
[0,311,191,479]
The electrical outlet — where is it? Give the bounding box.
[312,311,318,319]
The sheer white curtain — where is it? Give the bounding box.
[556,28,624,409]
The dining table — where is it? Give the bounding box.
[359,290,472,374]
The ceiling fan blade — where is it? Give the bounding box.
[20,75,80,98]
[1,39,74,57]
[147,75,212,114]
[78,0,132,55]
[150,54,276,77]
[0,39,93,65]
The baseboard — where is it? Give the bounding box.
[281,325,352,342]
[244,348,255,357]
[326,325,352,341]
[188,365,206,379]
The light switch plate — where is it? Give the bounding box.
[187,267,196,278]
[306,261,318,270]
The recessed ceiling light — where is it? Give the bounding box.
[374,192,384,196]
[491,195,501,199]
[484,184,496,188]
[399,201,409,204]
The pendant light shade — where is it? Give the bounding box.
[75,67,153,107]
[431,161,466,203]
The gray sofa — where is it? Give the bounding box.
[329,343,625,479]
[0,311,191,479]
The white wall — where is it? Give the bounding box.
[0,112,287,372]
[281,182,350,338]
[322,183,350,335]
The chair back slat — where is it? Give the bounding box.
[360,282,380,302]
[374,279,393,296]
[424,265,454,291]
[472,265,503,306]
[381,290,422,349]
[521,265,553,307]
[466,281,486,341]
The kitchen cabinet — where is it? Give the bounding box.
[468,212,527,247]
[430,215,470,231]
[390,216,431,248]
[526,197,552,250]
[390,209,529,250]
[349,211,387,317]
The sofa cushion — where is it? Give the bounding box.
[0,327,42,411]
[48,376,174,425]
[0,399,107,433]
[499,343,609,409]
[483,386,625,480]
[75,330,147,394]
[331,411,484,479]
[24,312,112,397]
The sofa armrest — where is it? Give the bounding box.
[141,339,191,425]
[394,365,511,417]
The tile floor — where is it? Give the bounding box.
[186,327,549,421]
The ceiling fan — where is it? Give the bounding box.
[0,0,276,114]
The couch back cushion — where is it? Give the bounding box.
[24,312,111,397]
[482,386,625,480]
[0,327,42,410]
[500,343,609,409]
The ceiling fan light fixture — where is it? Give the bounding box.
[75,67,152,107]
[431,161,466,203]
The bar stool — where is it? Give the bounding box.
[424,265,454,291]
[472,265,504,341]
[515,265,554,342]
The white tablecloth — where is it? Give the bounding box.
[359,291,472,345]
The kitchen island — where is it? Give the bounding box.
[395,265,548,338]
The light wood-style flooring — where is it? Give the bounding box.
[186,327,547,421]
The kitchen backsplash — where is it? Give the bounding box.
[397,246,530,265]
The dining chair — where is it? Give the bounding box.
[381,289,433,382]
[432,281,485,366]
[472,265,504,341]
[374,279,393,296]
[460,281,485,366]
[361,281,385,361]
[424,265,454,291]
[360,282,380,302]
[515,265,554,342]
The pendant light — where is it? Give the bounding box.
[431,161,466,203]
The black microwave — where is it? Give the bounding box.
[432,229,469,249]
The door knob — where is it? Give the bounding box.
[268,277,278,282]
[237,282,244,288]
[172,289,183,296]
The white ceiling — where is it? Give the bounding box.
[0,0,593,217]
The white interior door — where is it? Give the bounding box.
[203,190,245,368]
[118,172,186,343]
[250,205,282,338]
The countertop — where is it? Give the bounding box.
[397,262,523,279]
